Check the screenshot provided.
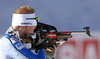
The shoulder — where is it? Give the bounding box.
[0,37,10,45]
[0,36,17,50]
[0,37,12,56]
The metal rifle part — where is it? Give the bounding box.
[71,27,92,37]
[83,27,91,36]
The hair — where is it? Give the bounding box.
[14,5,36,14]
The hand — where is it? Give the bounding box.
[44,44,56,58]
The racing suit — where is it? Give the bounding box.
[0,27,46,59]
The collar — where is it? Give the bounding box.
[5,27,20,40]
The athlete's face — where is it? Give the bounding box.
[18,26,36,38]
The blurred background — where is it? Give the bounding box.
[0,0,100,59]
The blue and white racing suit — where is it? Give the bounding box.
[0,27,46,59]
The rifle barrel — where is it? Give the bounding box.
[71,31,86,34]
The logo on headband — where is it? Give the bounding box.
[21,23,32,25]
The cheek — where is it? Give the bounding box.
[27,29,34,33]
[31,26,36,31]
[27,26,36,33]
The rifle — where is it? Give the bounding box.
[34,22,92,48]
